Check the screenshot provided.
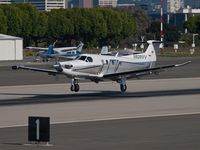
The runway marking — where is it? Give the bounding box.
[1,111,200,129]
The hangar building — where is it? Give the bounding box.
[0,34,23,61]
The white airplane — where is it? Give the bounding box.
[13,40,190,92]
[27,42,84,61]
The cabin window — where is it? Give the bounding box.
[78,56,87,61]
[76,56,93,62]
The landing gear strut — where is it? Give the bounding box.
[70,79,80,92]
[119,78,127,93]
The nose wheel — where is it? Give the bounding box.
[119,78,127,93]
[120,84,127,92]
[70,79,80,92]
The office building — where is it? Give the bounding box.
[68,0,93,8]
[99,0,118,7]
[0,0,12,4]
[65,0,68,8]
[184,0,200,8]
[14,0,66,11]
[82,0,93,8]
[167,0,182,13]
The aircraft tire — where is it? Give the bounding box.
[74,84,80,92]
[120,84,127,92]
[70,85,75,91]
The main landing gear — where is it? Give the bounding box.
[70,79,80,92]
[70,78,127,93]
[119,78,127,93]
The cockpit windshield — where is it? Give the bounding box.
[76,56,93,62]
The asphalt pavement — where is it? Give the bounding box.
[0,114,200,150]
[0,56,200,150]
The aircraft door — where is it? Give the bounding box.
[107,59,119,73]
[99,59,119,74]
[99,59,109,74]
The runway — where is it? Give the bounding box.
[0,79,200,150]
[0,57,200,149]
[0,77,200,127]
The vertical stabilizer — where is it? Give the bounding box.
[100,46,109,54]
[76,42,84,52]
[47,44,54,55]
[144,40,160,62]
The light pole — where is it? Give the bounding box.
[191,33,198,54]
[160,0,164,55]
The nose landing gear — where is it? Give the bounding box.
[70,79,80,92]
[120,84,127,92]
[119,78,127,93]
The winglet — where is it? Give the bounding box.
[175,61,191,67]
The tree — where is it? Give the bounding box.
[1,5,22,36]
[0,5,137,48]
[14,3,38,46]
[114,7,148,47]
[0,8,7,33]
[146,21,160,40]
[186,16,200,33]
[32,12,48,45]
[147,21,181,42]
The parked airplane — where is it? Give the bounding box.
[100,46,141,56]
[27,42,84,61]
[13,40,190,92]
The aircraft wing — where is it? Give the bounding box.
[54,47,77,52]
[12,65,59,76]
[103,61,191,79]
[27,47,77,52]
[26,47,48,51]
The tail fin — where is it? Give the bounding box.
[144,40,160,61]
[47,44,54,55]
[100,46,108,54]
[76,42,84,52]
[53,40,57,47]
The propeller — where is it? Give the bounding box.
[53,61,63,81]
[53,62,63,72]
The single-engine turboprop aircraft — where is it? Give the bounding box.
[27,42,84,61]
[12,40,190,92]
